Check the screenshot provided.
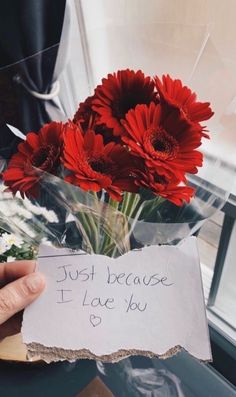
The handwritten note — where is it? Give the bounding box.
[22,237,211,362]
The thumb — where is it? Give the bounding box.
[0,272,45,325]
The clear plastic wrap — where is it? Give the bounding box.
[0,159,233,257]
[97,359,185,396]
[0,3,235,257]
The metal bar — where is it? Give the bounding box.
[223,198,236,219]
[208,215,235,307]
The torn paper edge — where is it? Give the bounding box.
[26,343,182,363]
[25,343,212,364]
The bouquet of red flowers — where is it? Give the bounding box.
[0,70,214,256]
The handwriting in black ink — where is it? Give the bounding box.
[56,264,96,283]
[125,293,147,313]
[107,266,173,287]
[90,314,102,327]
[82,289,115,310]
[56,289,73,304]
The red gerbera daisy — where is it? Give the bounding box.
[92,69,157,136]
[73,96,118,144]
[62,122,138,201]
[73,95,97,130]
[121,102,203,181]
[154,74,214,137]
[2,122,64,198]
[134,169,194,206]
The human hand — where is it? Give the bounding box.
[0,260,45,339]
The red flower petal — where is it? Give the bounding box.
[62,122,137,201]
[134,168,195,206]
[2,122,64,198]
[154,74,214,133]
[73,95,118,144]
[73,95,97,130]
[122,102,204,181]
[92,69,157,136]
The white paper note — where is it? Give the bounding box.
[22,237,211,362]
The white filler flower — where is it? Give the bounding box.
[0,233,23,254]
[7,256,16,262]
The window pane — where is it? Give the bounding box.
[197,211,224,270]
[213,221,236,329]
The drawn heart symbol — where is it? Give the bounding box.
[90,314,102,327]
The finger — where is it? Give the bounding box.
[0,272,45,325]
[0,260,36,286]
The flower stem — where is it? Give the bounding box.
[103,192,140,257]
[100,198,120,256]
[120,192,140,218]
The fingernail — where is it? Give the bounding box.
[24,273,45,294]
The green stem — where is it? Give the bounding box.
[100,198,120,255]
[74,211,94,253]
[141,195,165,220]
[120,192,140,218]
[73,191,102,254]
[106,192,141,257]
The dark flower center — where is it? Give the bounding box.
[144,128,179,160]
[89,158,113,175]
[31,145,60,171]
[112,90,154,121]
[112,96,138,120]
[153,174,167,185]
